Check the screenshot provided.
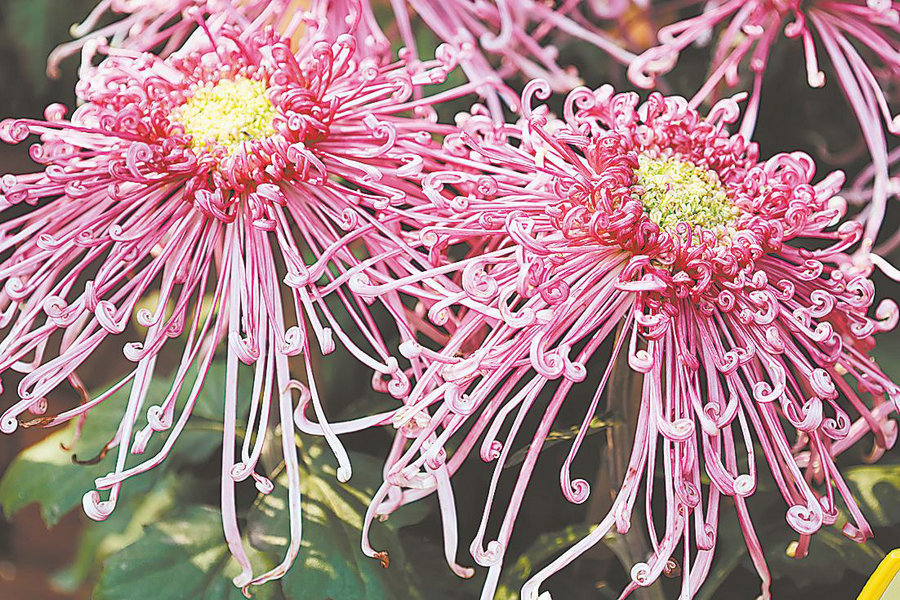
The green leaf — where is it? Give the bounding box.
[94,505,283,600]
[82,439,447,600]
[53,472,183,592]
[505,416,616,469]
[247,443,455,599]
[0,399,154,526]
[766,527,884,588]
[495,524,597,600]
[249,445,421,600]
[844,463,900,528]
[0,361,249,526]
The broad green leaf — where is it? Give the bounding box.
[53,472,183,592]
[0,361,248,525]
[94,505,282,600]
[84,441,445,600]
[0,396,154,526]
[248,444,436,600]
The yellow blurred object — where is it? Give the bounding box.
[859,550,900,600]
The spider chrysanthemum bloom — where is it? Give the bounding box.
[0,21,473,589]
[57,0,640,118]
[629,0,900,259]
[349,83,900,599]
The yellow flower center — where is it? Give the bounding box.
[171,77,277,152]
[633,154,739,231]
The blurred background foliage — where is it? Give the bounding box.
[0,1,898,599]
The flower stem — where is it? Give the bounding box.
[586,325,665,600]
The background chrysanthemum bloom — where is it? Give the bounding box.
[306,0,642,116]
[629,0,900,262]
[47,0,312,77]
[346,83,900,599]
[0,19,474,590]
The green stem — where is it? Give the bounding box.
[585,326,666,600]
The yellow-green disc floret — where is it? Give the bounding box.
[633,154,739,231]
[171,77,277,152]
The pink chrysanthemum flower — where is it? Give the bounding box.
[0,21,472,589]
[54,0,639,118]
[345,83,900,599]
[629,0,900,260]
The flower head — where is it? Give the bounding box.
[0,20,470,590]
[55,0,641,119]
[630,0,900,260]
[350,83,900,599]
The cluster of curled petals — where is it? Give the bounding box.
[0,20,476,590]
[332,85,900,599]
[630,0,900,256]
